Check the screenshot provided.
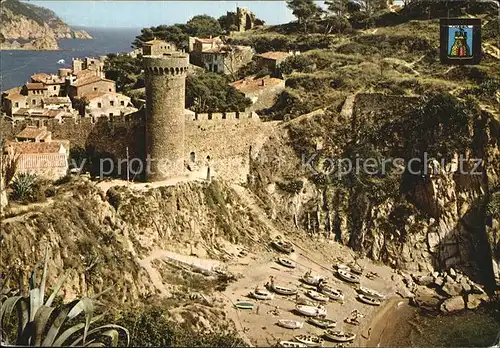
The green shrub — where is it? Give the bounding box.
[10,172,38,202]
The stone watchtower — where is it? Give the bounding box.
[143,53,189,181]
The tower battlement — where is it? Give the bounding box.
[143,54,189,76]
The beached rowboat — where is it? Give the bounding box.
[301,274,322,286]
[319,286,344,301]
[271,240,295,254]
[272,284,298,296]
[335,264,351,272]
[279,341,307,348]
[294,334,324,347]
[234,301,255,309]
[277,319,304,329]
[295,305,327,317]
[307,317,337,329]
[249,289,274,300]
[324,330,356,342]
[306,290,329,302]
[348,263,364,275]
[277,257,297,268]
[337,269,360,284]
[358,286,385,299]
[358,294,382,306]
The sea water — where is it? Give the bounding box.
[0,27,140,91]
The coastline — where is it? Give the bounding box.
[357,296,413,347]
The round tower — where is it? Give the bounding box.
[143,52,189,181]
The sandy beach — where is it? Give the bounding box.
[217,233,408,347]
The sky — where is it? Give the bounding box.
[25,1,297,28]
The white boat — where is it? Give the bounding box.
[337,269,360,284]
[249,289,274,300]
[348,263,364,275]
[272,283,298,296]
[295,305,327,317]
[57,59,65,64]
[358,286,385,299]
[324,330,356,342]
[271,239,294,254]
[335,264,351,272]
[279,341,307,348]
[301,274,322,286]
[358,294,382,306]
[307,317,337,329]
[277,257,297,268]
[320,286,344,301]
[277,319,304,329]
[306,290,329,302]
[294,334,324,347]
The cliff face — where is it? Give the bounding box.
[0,0,92,50]
[249,93,500,289]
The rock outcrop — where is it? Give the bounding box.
[0,0,92,50]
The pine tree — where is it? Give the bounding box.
[286,0,322,33]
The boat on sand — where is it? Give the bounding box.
[272,283,298,296]
[279,341,307,348]
[271,239,295,254]
[307,317,337,329]
[249,289,274,300]
[294,334,324,347]
[319,286,344,301]
[358,285,385,299]
[306,290,329,302]
[295,304,327,317]
[278,319,304,329]
[337,269,360,284]
[324,330,356,342]
[234,301,255,309]
[358,294,382,306]
[277,257,297,268]
[301,273,322,286]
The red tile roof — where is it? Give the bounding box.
[195,37,223,44]
[26,83,47,90]
[6,93,27,101]
[7,142,63,155]
[16,126,49,140]
[43,97,71,105]
[30,73,51,82]
[73,76,114,88]
[255,51,291,61]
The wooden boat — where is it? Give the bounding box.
[272,283,298,296]
[320,286,344,301]
[335,264,351,272]
[337,269,360,284]
[358,286,385,299]
[344,317,361,326]
[279,341,307,348]
[348,263,364,275]
[271,239,295,254]
[306,290,329,302]
[277,319,304,329]
[277,257,297,269]
[301,274,322,286]
[358,294,382,306]
[324,330,356,342]
[234,301,255,309]
[295,305,327,317]
[249,289,274,300]
[294,334,324,347]
[307,317,337,329]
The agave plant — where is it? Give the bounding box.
[0,247,129,347]
[10,172,38,202]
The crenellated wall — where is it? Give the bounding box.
[187,111,260,121]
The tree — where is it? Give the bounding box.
[286,0,322,33]
[104,54,143,93]
[325,0,349,17]
[186,15,223,38]
[186,72,252,113]
[132,24,189,50]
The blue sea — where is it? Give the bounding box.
[0,27,141,91]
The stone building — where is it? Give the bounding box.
[80,92,138,119]
[72,57,106,78]
[230,77,285,111]
[188,36,224,66]
[30,73,65,97]
[142,39,177,56]
[143,52,189,181]
[42,96,72,110]
[68,76,116,99]
[254,51,295,78]
[4,126,70,180]
[200,44,254,75]
[11,108,77,123]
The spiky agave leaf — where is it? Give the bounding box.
[51,314,105,347]
[70,325,130,347]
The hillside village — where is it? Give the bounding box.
[0,1,499,347]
